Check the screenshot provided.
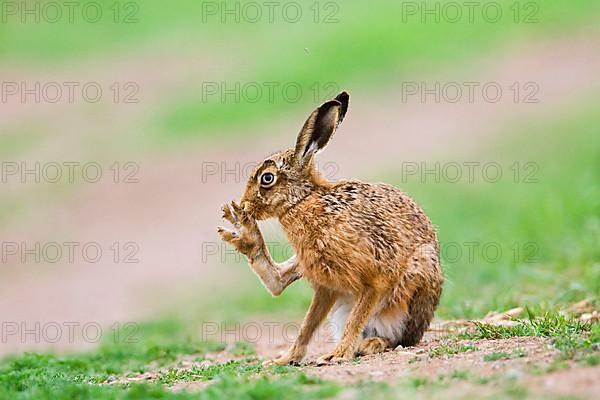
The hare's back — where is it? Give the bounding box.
[322,180,437,247]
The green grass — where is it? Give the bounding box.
[155,359,292,385]
[0,355,338,400]
[197,372,340,400]
[0,319,339,399]
[0,319,225,398]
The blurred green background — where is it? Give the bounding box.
[1,0,599,397]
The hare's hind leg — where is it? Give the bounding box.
[317,288,379,365]
[357,336,392,355]
[330,299,395,355]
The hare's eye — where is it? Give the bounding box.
[260,172,276,188]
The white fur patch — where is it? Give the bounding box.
[329,298,407,345]
[329,300,352,342]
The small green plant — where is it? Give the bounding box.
[483,348,527,362]
[483,351,510,362]
[407,377,429,388]
[230,341,256,357]
[449,370,470,380]
[583,354,600,366]
[429,342,478,358]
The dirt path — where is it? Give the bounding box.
[1,27,599,357]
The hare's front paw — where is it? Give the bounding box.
[217,201,262,257]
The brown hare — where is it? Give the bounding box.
[218,92,443,365]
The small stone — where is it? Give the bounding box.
[369,371,385,377]
[506,368,523,380]
[415,348,426,354]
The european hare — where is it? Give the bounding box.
[218,92,443,365]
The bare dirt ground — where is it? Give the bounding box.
[1,28,599,397]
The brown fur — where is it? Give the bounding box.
[218,92,443,365]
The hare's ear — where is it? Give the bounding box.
[294,91,350,167]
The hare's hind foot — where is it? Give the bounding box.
[315,349,355,366]
[357,336,392,356]
[263,350,304,366]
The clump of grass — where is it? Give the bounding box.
[583,354,600,366]
[407,377,429,388]
[462,311,599,361]
[503,383,529,399]
[449,370,470,380]
[483,348,527,362]
[462,312,590,340]
[429,342,478,358]
[230,341,256,357]
[483,351,510,362]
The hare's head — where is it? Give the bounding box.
[240,92,349,220]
